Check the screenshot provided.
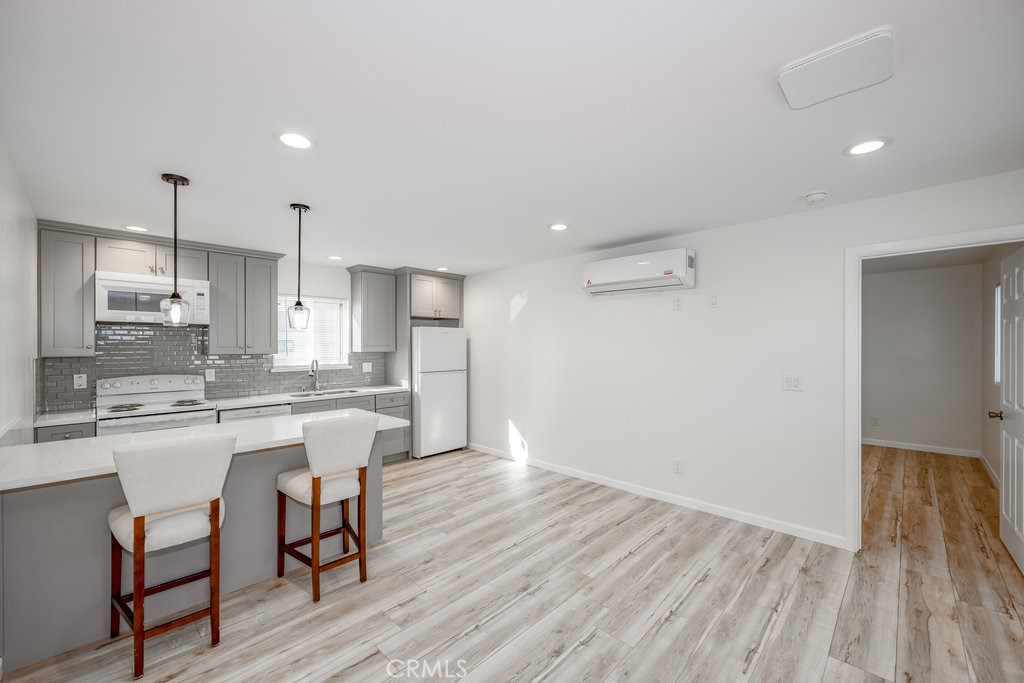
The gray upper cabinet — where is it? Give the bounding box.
[209,253,277,355]
[209,252,246,354]
[409,273,462,319]
[156,245,208,280]
[410,273,437,318]
[96,238,157,275]
[98,237,208,280]
[349,266,396,352]
[435,277,461,319]
[244,257,277,354]
[39,230,95,357]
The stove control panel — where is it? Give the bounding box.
[97,374,205,396]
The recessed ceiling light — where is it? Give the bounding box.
[637,261,650,265]
[843,138,891,156]
[278,132,313,149]
[124,225,148,232]
[436,267,449,272]
[327,255,342,260]
[549,223,568,231]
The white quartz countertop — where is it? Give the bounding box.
[0,408,408,492]
[214,385,409,411]
[33,409,97,428]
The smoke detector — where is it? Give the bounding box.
[802,191,828,205]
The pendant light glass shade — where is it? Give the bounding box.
[160,173,191,327]
[288,203,311,330]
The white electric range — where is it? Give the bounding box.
[95,374,217,436]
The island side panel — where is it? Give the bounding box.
[1,440,384,672]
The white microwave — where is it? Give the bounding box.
[95,271,210,325]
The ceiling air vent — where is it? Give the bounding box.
[778,30,894,110]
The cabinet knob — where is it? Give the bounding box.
[238,345,244,349]
[149,265,155,273]
[63,434,71,439]
[246,344,253,349]
[159,267,166,274]
[86,344,93,349]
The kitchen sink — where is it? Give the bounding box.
[289,389,361,398]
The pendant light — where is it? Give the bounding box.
[287,203,311,330]
[159,173,191,327]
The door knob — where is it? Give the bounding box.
[988,410,1004,420]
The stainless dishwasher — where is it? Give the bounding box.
[218,404,293,422]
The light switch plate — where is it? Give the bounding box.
[362,362,372,373]
[73,374,87,389]
[782,374,803,391]
[205,369,216,381]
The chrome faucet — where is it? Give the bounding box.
[309,359,324,392]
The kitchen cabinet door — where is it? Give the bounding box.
[410,273,437,318]
[244,257,278,354]
[352,270,396,352]
[435,276,461,319]
[156,245,208,280]
[209,252,246,355]
[290,399,336,415]
[96,238,157,276]
[336,395,376,411]
[39,230,95,357]
[376,404,411,456]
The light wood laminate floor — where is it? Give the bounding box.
[9,447,1024,682]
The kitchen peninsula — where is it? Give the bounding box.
[0,408,409,672]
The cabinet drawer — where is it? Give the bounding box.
[290,399,336,415]
[336,396,376,411]
[375,392,410,409]
[35,422,96,443]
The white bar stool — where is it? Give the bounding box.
[276,412,379,602]
[109,433,237,679]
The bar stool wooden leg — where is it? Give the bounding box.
[341,498,350,554]
[311,477,322,602]
[358,466,367,583]
[110,533,122,638]
[276,491,286,578]
[132,516,146,679]
[209,498,221,648]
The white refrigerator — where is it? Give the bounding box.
[412,327,467,458]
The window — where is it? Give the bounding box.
[995,284,1002,385]
[272,295,349,369]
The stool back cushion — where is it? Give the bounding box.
[112,434,237,517]
[302,412,380,477]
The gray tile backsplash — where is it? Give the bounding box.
[37,323,387,412]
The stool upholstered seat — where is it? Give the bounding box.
[277,411,379,602]
[109,433,236,679]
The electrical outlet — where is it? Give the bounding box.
[870,416,879,427]
[672,459,683,475]
[782,374,803,391]
[362,362,372,373]
[73,374,87,389]
[205,369,216,381]
[708,294,719,309]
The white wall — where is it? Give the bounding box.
[0,137,37,445]
[464,169,1024,547]
[861,265,982,455]
[980,243,1022,482]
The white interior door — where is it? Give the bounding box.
[1000,246,1024,573]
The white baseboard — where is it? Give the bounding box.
[980,452,1001,486]
[861,438,981,458]
[468,442,514,461]
[473,451,849,550]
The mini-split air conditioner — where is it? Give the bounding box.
[582,248,695,295]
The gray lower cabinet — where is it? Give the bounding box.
[209,253,277,355]
[96,238,157,276]
[35,422,96,443]
[290,399,336,415]
[376,405,411,457]
[156,245,208,280]
[349,266,396,352]
[39,230,95,357]
[290,395,376,415]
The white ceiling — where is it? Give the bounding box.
[1,1,1023,275]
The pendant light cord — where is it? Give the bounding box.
[297,206,302,304]
[172,180,179,296]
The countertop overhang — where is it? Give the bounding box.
[1,408,408,492]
